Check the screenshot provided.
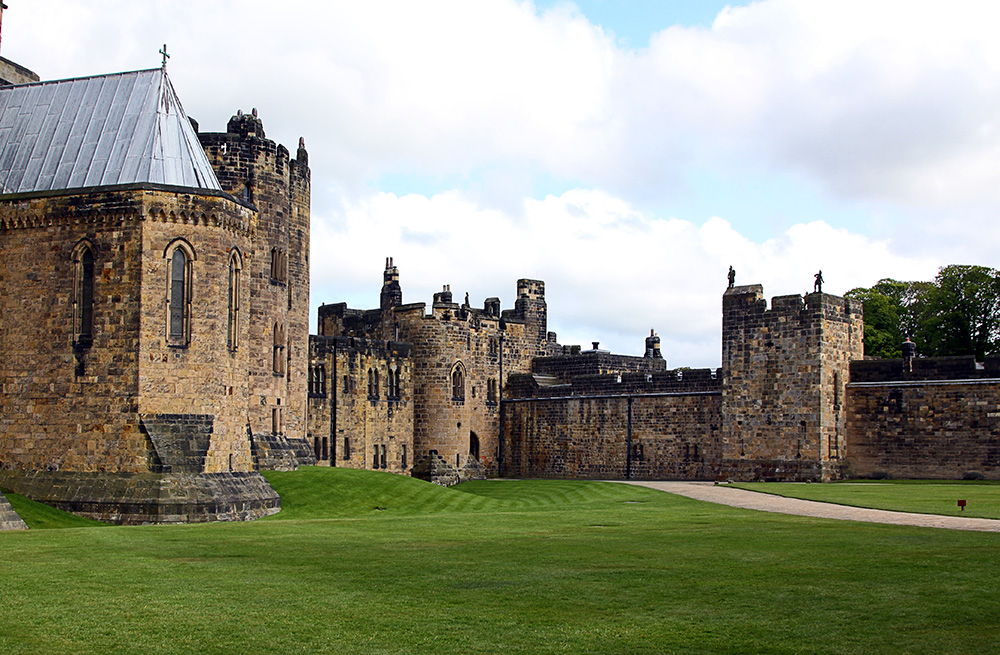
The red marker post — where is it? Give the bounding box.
[958,500,967,511]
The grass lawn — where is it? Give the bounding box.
[731,480,1000,519]
[0,468,998,654]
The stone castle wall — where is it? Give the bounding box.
[502,370,721,479]
[846,357,1000,479]
[0,187,282,523]
[0,192,145,474]
[137,200,257,474]
[308,336,415,474]
[314,273,552,477]
[0,189,257,475]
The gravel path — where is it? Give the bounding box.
[617,480,1000,532]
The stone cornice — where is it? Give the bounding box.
[0,185,256,237]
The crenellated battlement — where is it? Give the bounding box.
[721,283,864,481]
[723,285,863,323]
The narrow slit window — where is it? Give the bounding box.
[73,244,95,344]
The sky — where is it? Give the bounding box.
[4,0,998,367]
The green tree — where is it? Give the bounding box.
[914,265,1000,360]
[849,266,1000,360]
[846,278,931,358]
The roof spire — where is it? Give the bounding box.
[159,43,170,70]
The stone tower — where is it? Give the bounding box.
[199,110,314,468]
[720,285,863,481]
[513,279,549,357]
[0,69,284,522]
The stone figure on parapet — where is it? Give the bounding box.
[814,270,823,293]
[728,266,735,288]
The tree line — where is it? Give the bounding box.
[845,265,1000,360]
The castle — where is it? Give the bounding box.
[3,57,1000,527]
[0,61,313,523]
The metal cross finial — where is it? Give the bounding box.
[159,43,170,69]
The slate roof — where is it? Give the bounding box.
[0,68,221,195]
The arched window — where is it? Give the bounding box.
[165,240,194,346]
[451,363,465,401]
[387,366,400,400]
[368,368,380,399]
[72,241,95,345]
[227,251,242,351]
[270,248,288,282]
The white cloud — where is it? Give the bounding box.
[3,0,993,366]
[313,189,938,367]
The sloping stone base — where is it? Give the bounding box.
[287,437,318,466]
[250,431,301,471]
[460,457,486,482]
[0,471,280,525]
[249,431,317,470]
[411,451,460,486]
[0,490,28,530]
[412,452,486,487]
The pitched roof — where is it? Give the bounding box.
[0,68,221,195]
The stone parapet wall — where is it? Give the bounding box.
[850,355,1000,383]
[531,351,669,381]
[507,368,719,399]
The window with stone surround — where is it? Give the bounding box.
[272,323,286,375]
[387,366,401,400]
[272,407,283,435]
[343,437,351,460]
[72,240,95,346]
[309,365,326,395]
[367,368,380,399]
[270,247,288,282]
[451,363,466,402]
[165,239,195,347]
[227,250,242,351]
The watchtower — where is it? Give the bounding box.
[720,285,863,481]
